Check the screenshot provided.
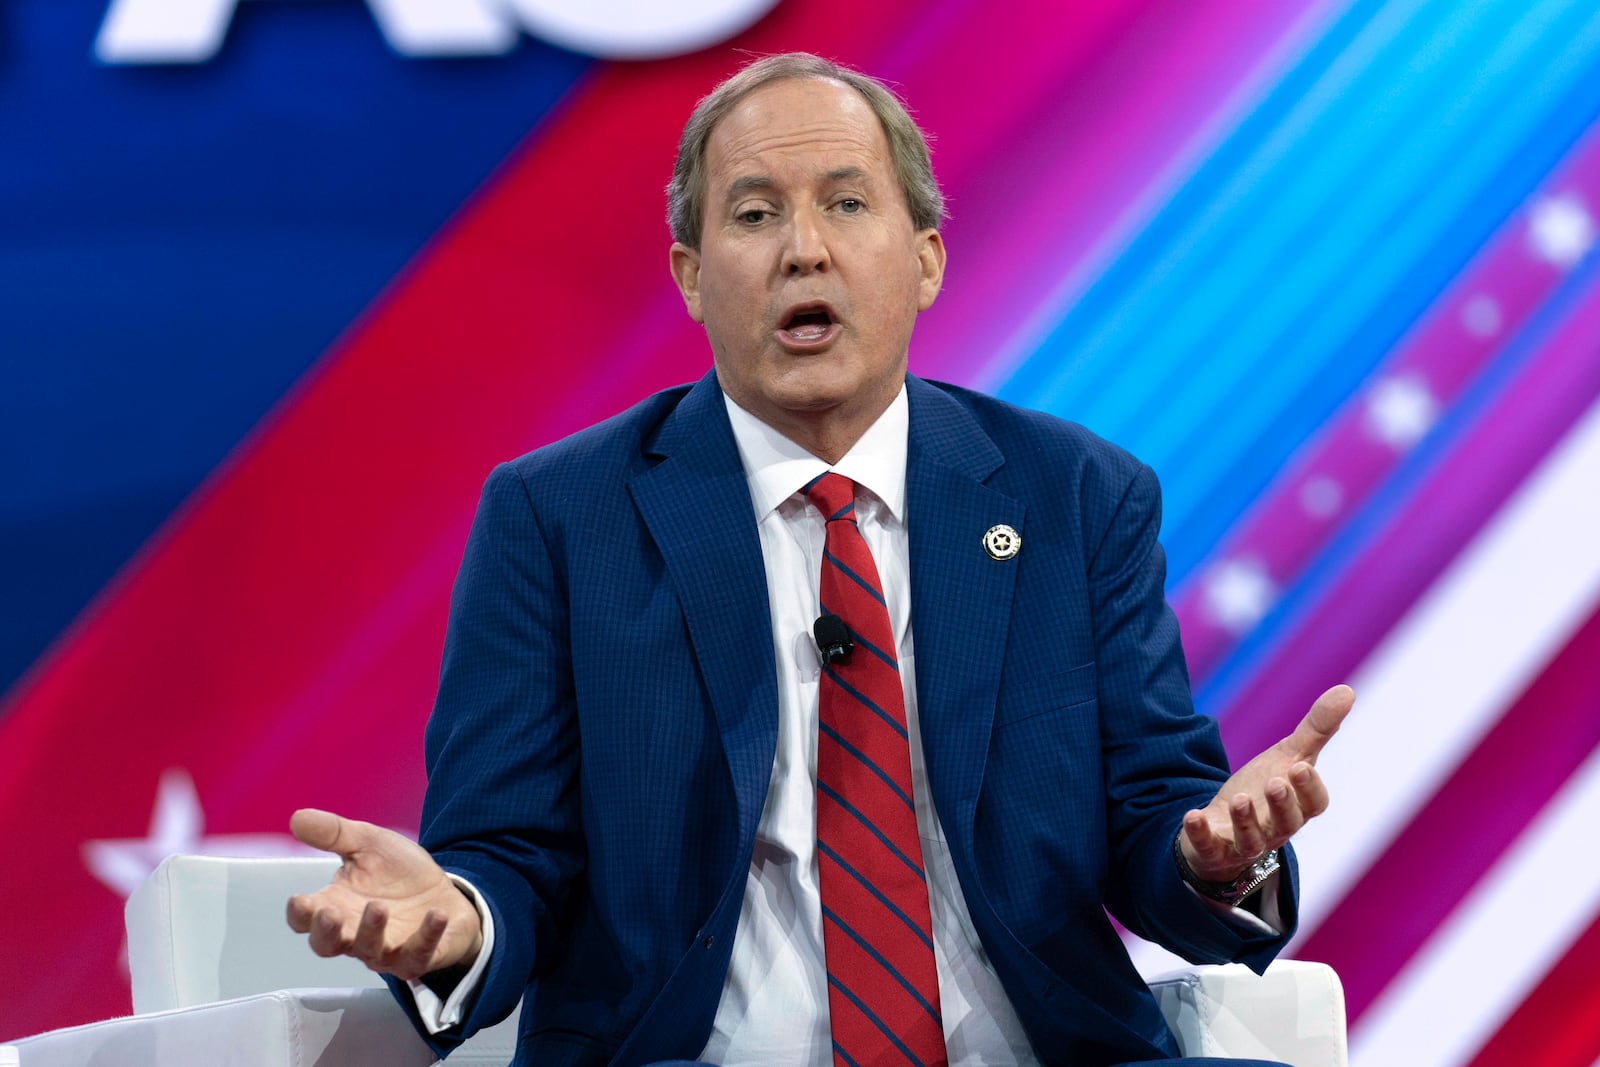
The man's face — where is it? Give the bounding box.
[670,77,945,455]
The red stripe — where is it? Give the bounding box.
[1216,273,1600,774]
[1464,904,1600,1067]
[1295,603,1600,1025]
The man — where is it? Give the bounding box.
[287,53,1352,1066]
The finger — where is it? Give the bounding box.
[1289,761,1330,820]
[1228,792,1267,859]
[307,906,354,958]
[351,901,390,964]
[1288,684,1355,762]
[1181,808,1228,862]
[1263,776,1304,841]
[389,908,450,981]
[286,893,316,934]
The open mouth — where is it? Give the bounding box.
[777,303,839,346]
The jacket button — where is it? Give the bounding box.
[702,935,715,949]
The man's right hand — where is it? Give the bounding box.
[285,808,484,982]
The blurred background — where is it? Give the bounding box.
[4,1,1599,1063]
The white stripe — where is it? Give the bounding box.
[1127,392,1600,980]
[1290,390,1600,939]
[1350,741,1600,1067]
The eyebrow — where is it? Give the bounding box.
[722,167,874,202]
[724,175,777,202]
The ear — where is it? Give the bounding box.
[914,229,946,312]
[669,241,705,323]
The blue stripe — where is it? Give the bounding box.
[822,904,942,1024]
[824,548,887,607]
[818,784,927,883]
[833,1042,862,1067]
[1165,59,1600,580]
[845,626,899,670]
[819,841,936,950]
[1198,236,1600,720]
[817,602,900,670]
[819,720,916,810]
[827,974,923,1066]
[822,667,909,741]
[989,0,1600,593]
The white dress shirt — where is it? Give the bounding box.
[700,386,1035,1065]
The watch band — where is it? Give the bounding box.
[1174,835,1281,906]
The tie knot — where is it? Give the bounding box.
[805,471,857,522]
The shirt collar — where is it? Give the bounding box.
[722,383,908,523]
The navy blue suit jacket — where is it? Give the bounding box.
[400,372,1296,1066]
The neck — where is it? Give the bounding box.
[723,378,903,466]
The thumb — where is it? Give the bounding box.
[1291,684,1355,762]
[289,808,374,858]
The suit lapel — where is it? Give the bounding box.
[628,372,778,851]
[904,377,1023,841]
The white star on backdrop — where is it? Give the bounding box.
[1201,557,1278,634]
[1459,294,1503,339]
[1298,474,1345,519]
[1365,374,1439,450]
[1527,192,1596,269]
[82,768,313,900]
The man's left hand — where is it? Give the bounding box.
[1179,684,1355,883]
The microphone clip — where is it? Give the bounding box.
[813,613,854,666]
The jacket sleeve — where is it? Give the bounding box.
[386,461,586,1054]
[1089,461,1296,972]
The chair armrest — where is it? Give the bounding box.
[6,988,436,1067]
[126,855,383,1012]
[125,854,523,1065]
[1147,959,1348,1067]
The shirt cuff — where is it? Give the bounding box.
[1182,869,1284,936]
[406,873,496,1035]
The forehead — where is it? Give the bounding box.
[705,77,890,187]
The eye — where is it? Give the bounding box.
[836,198,863,214]
[736,207,771,225]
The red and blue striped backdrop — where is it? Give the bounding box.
[4,1,1599,1062]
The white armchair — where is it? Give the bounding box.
[122,855,518,1066]
[2,854,1346,1066]
[1147,960,1347,1065]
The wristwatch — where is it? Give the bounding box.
[1174,835,1281,906]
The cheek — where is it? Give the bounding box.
[700,270,764,327]
[861,267,924,331]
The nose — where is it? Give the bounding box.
[780,210,830,275]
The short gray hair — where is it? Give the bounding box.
[666,52,946,249]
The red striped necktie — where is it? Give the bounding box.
[805,472,947,1067]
